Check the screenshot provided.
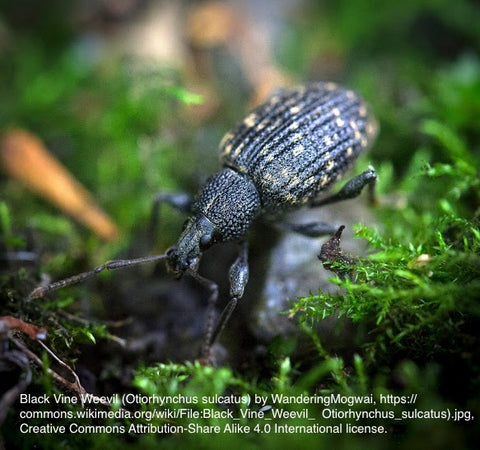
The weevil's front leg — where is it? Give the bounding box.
[311,166,377,207]
[150,192,194,236]
[187,269,219,361]
[29,254,168,299]
[152,192,193,214]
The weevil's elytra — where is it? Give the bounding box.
[219,82,377,211]
[30,81,378,362]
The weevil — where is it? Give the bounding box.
[29,82,378,361]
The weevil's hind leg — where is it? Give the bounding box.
[29,254,168,299]
[311,166,377,208]
[267,167,377,239]
[150,192,194,237]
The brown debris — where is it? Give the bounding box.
[0,129,119,241]
[318,225,358,279]
[0,316,47,341]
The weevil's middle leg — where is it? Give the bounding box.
[150,192,193,237]
[187,269,219,361]
[208,241,249,348]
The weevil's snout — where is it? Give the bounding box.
[166,214,217,277]
[166,246,198,278]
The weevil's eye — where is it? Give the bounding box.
[199,233,213,250]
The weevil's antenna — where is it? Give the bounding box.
[29,254,168,299]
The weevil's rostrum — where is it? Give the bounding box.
[219,82,377,211]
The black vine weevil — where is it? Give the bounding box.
[30,81,378,361]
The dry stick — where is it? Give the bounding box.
[12,337,89,404]
[11,338,129,413]
[37,341,91,406]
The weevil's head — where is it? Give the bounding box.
[166,214,219,277]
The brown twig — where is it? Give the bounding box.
[10,338,114,408]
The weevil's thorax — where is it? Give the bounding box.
[166,168,261,276]
[194,168,261,240]
[219,82,378,213]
